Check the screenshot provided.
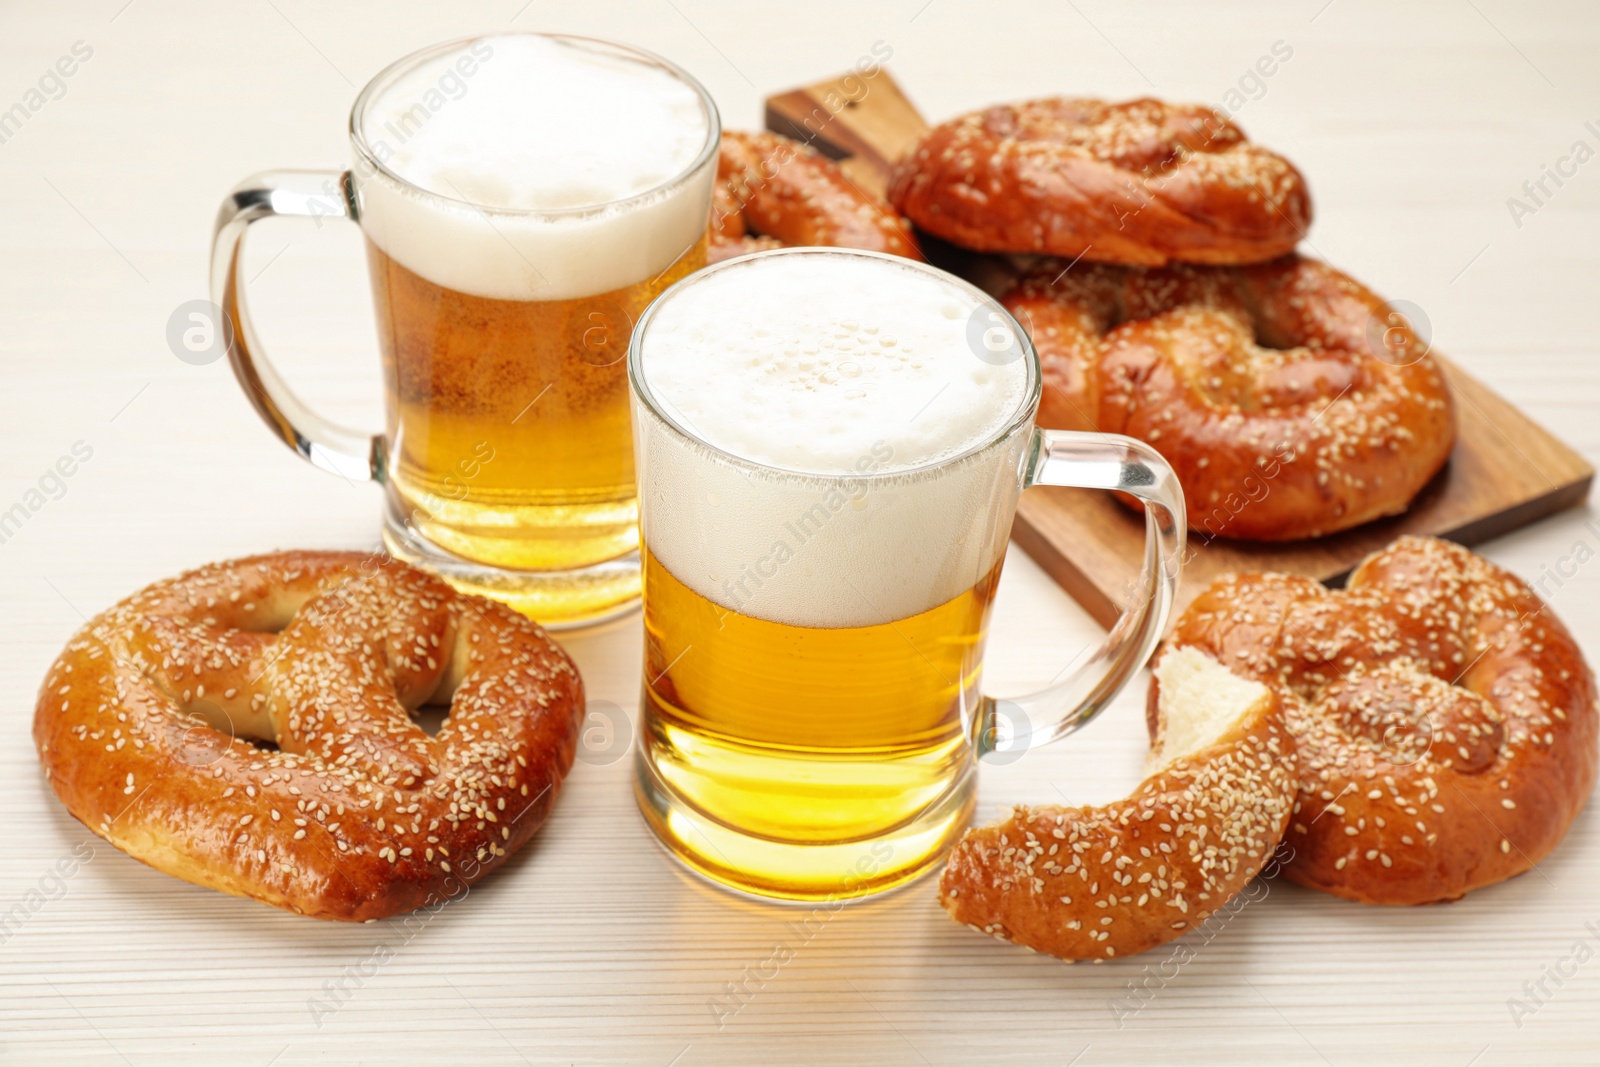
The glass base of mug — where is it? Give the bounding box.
[633,747,976,903]
[381,510,641,630]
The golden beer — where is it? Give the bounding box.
[639,547,1001,897]
[370,236,707,588]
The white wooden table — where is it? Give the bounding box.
[3,1,1597,1063]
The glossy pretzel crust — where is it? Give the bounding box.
[888,98,1311,266]
[1163,537,1598,904]
[711,130,921,263]
[1002,254,1455,541]
[33,551,585,921]
[940,658,1296,961]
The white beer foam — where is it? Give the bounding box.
[635,252,1034,628]
[354,35,714,302]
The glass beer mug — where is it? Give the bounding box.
[209,32,719,627]
[627,248,1185,901]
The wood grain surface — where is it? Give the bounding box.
[2,2,1598,1065]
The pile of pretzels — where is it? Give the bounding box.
[713,98,1457,542]
[941,536,1597,961]
[866,100,1591,960]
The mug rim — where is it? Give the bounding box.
[347,31,722,222]
[627,246,1044,482]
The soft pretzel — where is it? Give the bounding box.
[940,648,1296,961]
[33,551,585,921]
[709,130,922,264]
[1002,254,1455,541]
[888,98,1310,266]
[1164,536,1598,905]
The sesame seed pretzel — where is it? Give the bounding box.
[1002,254,1456,541]
[33,551,584,921]
[887,97,1311,266]
[940,648,1297,961]
[1165,536,1598,905]
[709,131,922,264]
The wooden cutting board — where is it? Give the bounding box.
[766,71,1595,629]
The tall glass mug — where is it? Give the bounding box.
[628,249,1186,901]
[210,33,720,626]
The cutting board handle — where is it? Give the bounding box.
[765,69,929,198]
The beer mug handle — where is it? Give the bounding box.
[209,170,382,481]
[975,429,1186,757]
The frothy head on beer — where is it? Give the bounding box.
[639,252,1030,474]
[354,34,717,303]
[633,250,1036,628]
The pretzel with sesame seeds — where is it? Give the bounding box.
[33,551,585,921]
[709,131,922,264]
[939,648,1298,961]
[1164,536,1598,905]
[1002,253,1455,541]
[887,98,1311,266]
